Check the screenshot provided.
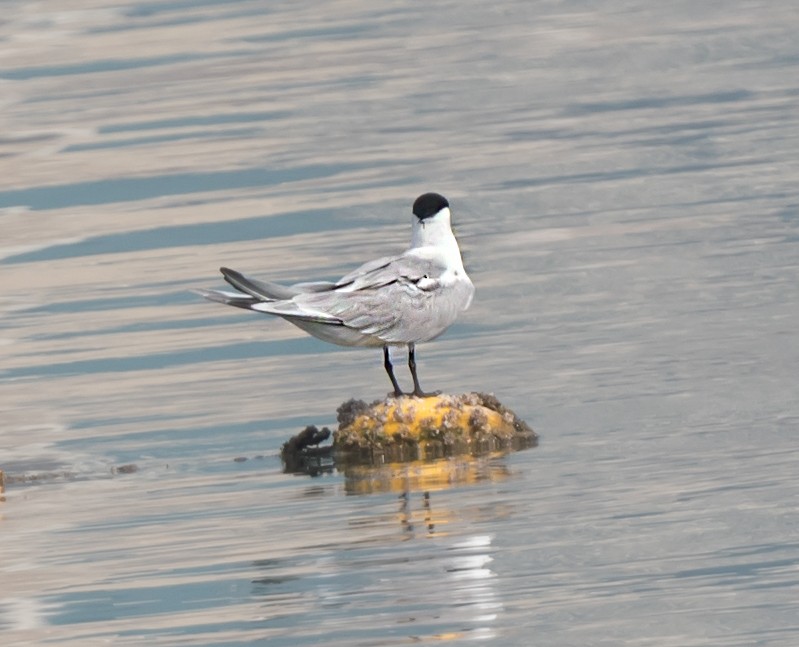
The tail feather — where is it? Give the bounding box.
[220,267,296,301]
[193,288,259,311]
[197,268,342,323]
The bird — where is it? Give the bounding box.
[196,192,474,397]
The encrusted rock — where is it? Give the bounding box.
[333,392,536,463]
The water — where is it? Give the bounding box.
[2,1,798,645]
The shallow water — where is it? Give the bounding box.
[2,1,799,645]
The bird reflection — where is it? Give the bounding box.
[398,490,437,537]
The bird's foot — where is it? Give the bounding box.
[387,389,441,398]
[410,388,441,398]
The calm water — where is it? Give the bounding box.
[2,1,798,645]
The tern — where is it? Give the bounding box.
[197,192,474,397]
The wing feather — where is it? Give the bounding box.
[295,253,449,341]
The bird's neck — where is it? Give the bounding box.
[410,223,466,272]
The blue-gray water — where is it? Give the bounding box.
[2,1,798,645]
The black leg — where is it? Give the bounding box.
[383,346,404,397]
[408,343,441,398]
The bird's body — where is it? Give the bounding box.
[197,193,474,397]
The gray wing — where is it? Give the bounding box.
[218,255,415,302]
[333,255,401,289]
[296,254,453,343]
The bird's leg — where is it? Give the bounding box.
[408,343,441,398]
[383,346,405,397]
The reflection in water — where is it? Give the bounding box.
[250,505,502,643]
[0,597,49,633]
[341,454,513,496]
[398,490,436,536]
[442,535,502,642]
[248,456,512,642]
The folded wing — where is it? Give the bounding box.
[200,253,463,345]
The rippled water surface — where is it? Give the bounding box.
[2,1,798,645]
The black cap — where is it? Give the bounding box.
[412,193,449,220]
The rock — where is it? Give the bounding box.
[333,392,536,463]
[281,425,335,475]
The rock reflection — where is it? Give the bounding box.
[341,454,513,496]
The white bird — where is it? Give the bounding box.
[197,192,474,397]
